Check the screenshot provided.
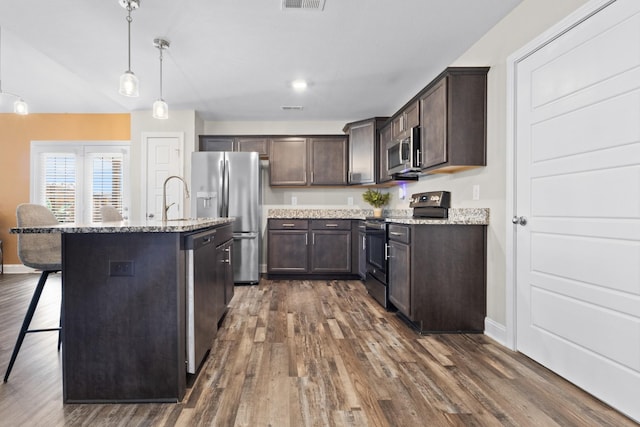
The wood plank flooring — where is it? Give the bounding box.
[0,274,637,426]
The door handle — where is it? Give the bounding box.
[512,216,527,226]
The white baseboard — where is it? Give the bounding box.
[484,317,508,347]
[2,264,37,274]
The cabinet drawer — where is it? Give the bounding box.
[388,224,410,243]
[310,219,352,230]
[268,219,309,230]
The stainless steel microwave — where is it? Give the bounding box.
[386,126,421,175]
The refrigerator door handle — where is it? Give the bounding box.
[222,158,230,217]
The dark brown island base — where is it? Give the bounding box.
[12,218,234,403]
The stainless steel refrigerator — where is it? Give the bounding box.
[191,151,261,283]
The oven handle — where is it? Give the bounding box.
[385,243,389,260]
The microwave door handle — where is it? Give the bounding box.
[399,141,404,163]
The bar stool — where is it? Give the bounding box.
[100,204,123,221]
[4,204,62,382]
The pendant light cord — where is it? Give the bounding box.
[126,5,133,72]
[159,45,163,100]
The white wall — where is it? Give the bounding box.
[129,109,198,220]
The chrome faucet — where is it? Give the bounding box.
[162,175,190,222]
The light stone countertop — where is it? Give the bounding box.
[10,217,235,234]
[267,208,489,225]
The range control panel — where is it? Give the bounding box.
[409,191,451,208]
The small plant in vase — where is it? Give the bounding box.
[362,189,391,218]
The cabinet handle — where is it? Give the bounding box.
[282,223,296,227]
[385,243,389,260]
[362,236,366,250]
[305,234,308,245]
[389,232,403,236]
[324,224,338,227]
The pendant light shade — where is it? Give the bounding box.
[14,99,28,115]
[153,99,168,119]
[119,70,139,97]
[152,38,170,120]
[118,0,140,97]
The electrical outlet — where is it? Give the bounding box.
[347,197,353,206]
[109,260,135,277]
[291,196,297,205]
[473,184,480,201]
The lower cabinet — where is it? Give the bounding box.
[267,219,355,277]
[387,223,486,333]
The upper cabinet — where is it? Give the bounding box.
[269,136,348,187]
[269,137,308,186]
[391,101,419,141]
[309,137,348,186]
[419,67,488,173]
[343,117,388,185]
[199,136,269,159]
[378,122,394,184]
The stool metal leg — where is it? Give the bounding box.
[4,271,51,382]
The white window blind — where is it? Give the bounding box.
[90,153,124,222]
[31,142,130,223]
[39,152,77,223]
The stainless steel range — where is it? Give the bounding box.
[363,218,390,309]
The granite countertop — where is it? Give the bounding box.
[10,217,235,234]
[267,208,489,225]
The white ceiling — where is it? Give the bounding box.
[0,0,522,121]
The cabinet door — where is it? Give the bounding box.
[309,137,348,185]
[199,136,234,152]
[419,77,448,169]
[267,230,308,273]
[269,138,308,186]
[378,123,393,183]
[388,240,411,317]
[236,137,269,158]
[310,230,351,273]
[348,121,376,184]
[404,101,420,129]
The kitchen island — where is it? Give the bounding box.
[11,217,234,403]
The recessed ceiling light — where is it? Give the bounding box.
[291,79,308,91]
[281,106,304,111]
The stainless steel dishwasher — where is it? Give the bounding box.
[184,228,218,374]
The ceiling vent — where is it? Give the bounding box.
[282,0,325,11]
[281,106,304,111]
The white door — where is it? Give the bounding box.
[143,133,184,220]
[513,0,640,421]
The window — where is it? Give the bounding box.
[31,142,130,223]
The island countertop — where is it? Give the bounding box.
[10,217,234,234]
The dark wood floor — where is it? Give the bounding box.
[0,273,636,426]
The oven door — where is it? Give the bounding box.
[365,221,387,283]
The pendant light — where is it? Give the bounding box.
[0,26,28,115]
[152,38,169,119]
[118,0,140,97]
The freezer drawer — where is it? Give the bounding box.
[233,232,259,283]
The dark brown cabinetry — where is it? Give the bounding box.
[309,137,348,185]
[378,123,394,183]
[269,138,308,186]
[387,223,486,333]
[419,67,488,173]
[199,136,269,158]
[269,136,348,187]
[267,219,355,277]
[391,101,419,140]
[355,220,367,280]
[343,117,388,185]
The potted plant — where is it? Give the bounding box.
[362,189,391,217]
